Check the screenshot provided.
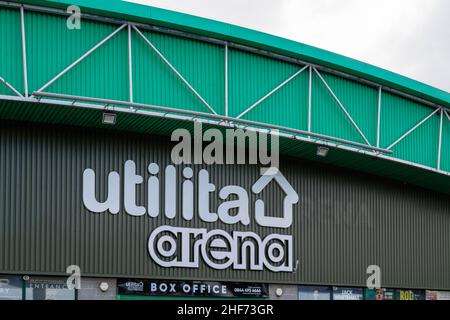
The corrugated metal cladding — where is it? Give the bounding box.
[1,121,450,289]
[1,6,448,176]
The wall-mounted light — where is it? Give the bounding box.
[316,146,329,157]
[99,282,109,292]
[275,288,283,297]
[102,112,116,125]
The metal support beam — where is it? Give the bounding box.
[313,67,372,147]
[438,108,443,170]
[387,108,440,151]
[225,42,229,117]
[20,5,28,97]
[237,65,308,119]
[128,24,133,104]
[0,76,23,97]
[308,66,312,134]
[36,24,127,93]
[377,87,382,148]
[445,110,450,122]
[32,91,393,155]
[132,25,217,115]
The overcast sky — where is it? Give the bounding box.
[127,0,450,92]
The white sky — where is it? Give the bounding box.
[126,0,450,92]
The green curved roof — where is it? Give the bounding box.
[20,0,450,107]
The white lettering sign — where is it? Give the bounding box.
[82,161,299,272]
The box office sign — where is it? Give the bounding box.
[117,279,268,298]
[83,161,299,273]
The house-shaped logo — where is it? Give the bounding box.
[252,167,299,229]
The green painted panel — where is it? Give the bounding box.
[228,49,299,118]
[49,27,129,101]
[24,11,118,95]
[243,70,309,131]
[0,7,23,95]
[311,72,378,145]
[133,29,224,115]
[381,92,440,168]
[441,118,450,173]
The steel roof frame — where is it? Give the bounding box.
[132,25,217,115]
[30,91,392,155]
[386,108,441,151]
[313,67,372,147]
[0,0,447,113]
[1,1,450,179]
[236,65,309,119]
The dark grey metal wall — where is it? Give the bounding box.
[1,120,450,289]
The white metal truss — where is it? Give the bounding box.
[0,76,23,97]
[224,42,229,117]
[386,108,441,151]
[35,24,127,93]
[438,108,444,170]
[20,5,28,97]
[445,109,450,122]
[128,24,133,104]
[313,67,373,147]
[308,66,312,135]
[236,65,309,119]
[132,25,217,115]
[29,91,392,155]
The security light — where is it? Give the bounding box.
[99,282,109,292]
[102,112,116,125]
[275,288,283,297]
[316,146,329,157]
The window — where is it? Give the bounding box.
[25,276,75,300]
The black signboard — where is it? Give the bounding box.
[117,279,268,298]
[117,279,149,296]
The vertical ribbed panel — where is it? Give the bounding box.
[312,71,378,145]
[24,11,121,97]
[381,92,440,168]
[133,29,225,115]
[229,49,300,119]
[1,121,450,289]
[241,67,309,131]
[441,118,450,172]
[0,7,23,95]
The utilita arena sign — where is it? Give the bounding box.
[82,161,299,272]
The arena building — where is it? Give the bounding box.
[0,0,450,300]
